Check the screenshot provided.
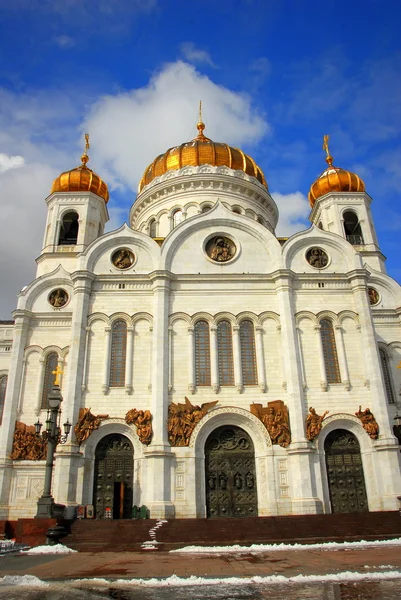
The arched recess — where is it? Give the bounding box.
[342,210,364,245]
[79,419,143,510]
[317,414,376,513]
[190,406,275,517]
[58,210,79,245]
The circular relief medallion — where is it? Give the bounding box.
[111,248,135,270]
[206,236,236,262]
[368,287,380,305]
[306,247,329,269]
[48,288,68,308]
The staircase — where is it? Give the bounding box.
[64,511,401,552]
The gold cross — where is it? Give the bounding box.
[322,134,330,157]
[52,365,63,386]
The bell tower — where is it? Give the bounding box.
[37,135,109,276]
[309,136,386,274]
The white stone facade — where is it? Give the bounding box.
[0,163,400,520]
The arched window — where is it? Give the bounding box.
[379,349,395,404]
[109,320,127,387]
[41,352,59,409]
[172,209,183,228]
[58,211,79,245]
[343,211,364,245]
[217,320,234,386]
[0,375,7,423]
[149,219,157,238]
[320,319,341,383]
[240,320,257,385]
[195,321,211,386]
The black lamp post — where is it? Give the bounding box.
[35,382,71,519]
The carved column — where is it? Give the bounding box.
[255,326,267,392]
[210,325,219,393]
[296,326,307,390]
[188,326,196,394]
[232,326,243,393]
[168,326,173,392]
[35,356,45,416]
[81,327,91,392]
[102,326,111,394]
[334,325,350,390]
[0,310,32,518]
[125,326,134,394]
[314,324,328,391]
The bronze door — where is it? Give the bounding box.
[205,425,258,518]
[325,429,368,513]
[93,434,134,519]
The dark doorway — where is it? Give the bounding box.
[94,434,133,519]
[325,429,368,513]
[205,425,258,518]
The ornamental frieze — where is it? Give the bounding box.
[306,407,329,441]
[355,406,379,439]
[168,398,218,446]
[74,408,109,445]
[11,421,46,461]
[125,408,153,445]
[250,400,291,447]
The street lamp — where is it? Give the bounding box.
[35,378,71,519]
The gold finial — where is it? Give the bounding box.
[52,365,63,387]
[322,134,333,167]
[196,100,206,139]
[81,133,90,167]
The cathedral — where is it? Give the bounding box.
[0,118,400,521]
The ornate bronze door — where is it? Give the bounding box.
[325,429,368,513]
[205,425,258,518]
[93,434,134,519]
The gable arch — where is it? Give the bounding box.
[214,312,236,326]
[317,311,340,326]
[169,312,192,326]
[131,312,153,327]
[191,312,214,326]
[296,311,318,327]
[258,311,281,327]
[236,311,259,325]
[338,310,360,326]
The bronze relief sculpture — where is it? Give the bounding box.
[168,397,218,446]
[251,400,291,447]
[306,407,329,441]
[74,408,108,445]
[206,236,236,262]
[48,288,69,307]
[112,248,135,269]
[125,408,153,445]
[355,406,379,439]
[306,247,329,269]
[367,287,379,306]
[11,421,47,460]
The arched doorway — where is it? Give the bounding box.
[324,429,368,513]
[93,434,134,519]
[205,425,258,518]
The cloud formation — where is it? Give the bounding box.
[0,153,24,173]
[180,42,216,67]
[272,191,310,236]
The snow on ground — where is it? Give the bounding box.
[170,537,401,554]
[2,571,400,588]
[22,544,77,555]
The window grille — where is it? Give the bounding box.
[320,320,341,383]
[109,320,127,387]
[240,320,257,385]
[0,375,7,423]
[217,320,234,386]
[379,349,395,404]
[41,352,59,408]
[195,321,211,386]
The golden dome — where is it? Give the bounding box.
[138,121,267,192]
[308,137,365,207]
[51,135,109,203]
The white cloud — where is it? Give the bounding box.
[180,42,216,67]
[84,61,269,190]
[271,191,310,236]
[0,153,24,173]
[54,34,75,48]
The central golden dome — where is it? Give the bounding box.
[138,121,267,192]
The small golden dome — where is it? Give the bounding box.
[308,137,365,207]
[51,135,109,203]
[138,121,267,192]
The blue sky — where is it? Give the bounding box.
[0,0,400,317]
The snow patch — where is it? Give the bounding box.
[22,543,77,555]
[170,537,401,554]
[0,574,49,587]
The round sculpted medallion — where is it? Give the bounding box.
[368,287,379,306]
[111,248,135,270]
[306,247,329,269]
[206,236,236,262]
[48,288,69,308]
